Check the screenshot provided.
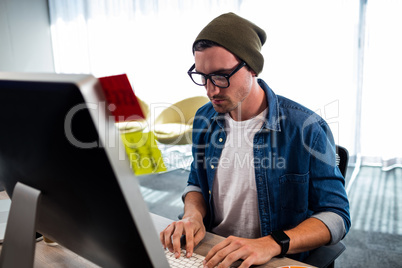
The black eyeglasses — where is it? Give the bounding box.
[187,61,247,88]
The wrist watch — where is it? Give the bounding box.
[271,230,290,258]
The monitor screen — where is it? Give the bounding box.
[0,72,168,267]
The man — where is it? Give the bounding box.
[160,12,350,268]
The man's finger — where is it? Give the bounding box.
[193,228,205,249]
[220,248,249,268]
[172,221,184,258]
[161,223,176,252]
[204,236,231,260]
[184,223,195,257]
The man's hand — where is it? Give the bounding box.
[203,217,332,267]
[160,214,206,259]
[203,235,281,268]
[159,191,207,259]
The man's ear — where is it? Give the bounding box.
[246,64,257,77]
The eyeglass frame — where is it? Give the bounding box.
[187,61,247,88]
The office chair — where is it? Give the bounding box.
[335,145,349,178]
[153,96,209,145]
[303,145,349,268]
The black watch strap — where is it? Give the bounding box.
[271,230,290,258]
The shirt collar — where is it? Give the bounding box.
[211,78,281,132]
[257,79,281,132]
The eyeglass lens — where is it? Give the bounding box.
[190,73,229,88]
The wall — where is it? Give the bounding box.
[0,0,54,72]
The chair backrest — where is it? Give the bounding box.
[154,96,209,125]
[137,97,150,119]
[115,96,149,132]
[336,145,349,177]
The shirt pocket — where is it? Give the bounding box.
[279,172,309,213]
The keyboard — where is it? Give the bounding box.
[165,249,205,268]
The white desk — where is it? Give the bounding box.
[0,191,314,267]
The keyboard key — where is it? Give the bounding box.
[165,249,204,268]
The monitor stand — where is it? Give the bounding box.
[0,182,41,268]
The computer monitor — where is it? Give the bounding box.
[0,72,169,267]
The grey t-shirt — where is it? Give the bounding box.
[183,109,345,244]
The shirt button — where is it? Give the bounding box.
[211,165,215,169]
[219,138,223,142]
[209,190,211,195]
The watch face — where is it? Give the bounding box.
[272,230,290,242]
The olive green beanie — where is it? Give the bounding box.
[193,12,267,75]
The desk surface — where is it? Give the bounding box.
[0,191,314,268]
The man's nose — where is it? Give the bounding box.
[206,79,220,96]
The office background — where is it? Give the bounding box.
[1,0,401,267]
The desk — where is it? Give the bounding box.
[152,214,314,268]
[0,191,314,267]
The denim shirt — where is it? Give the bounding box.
[185,79,351,255]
